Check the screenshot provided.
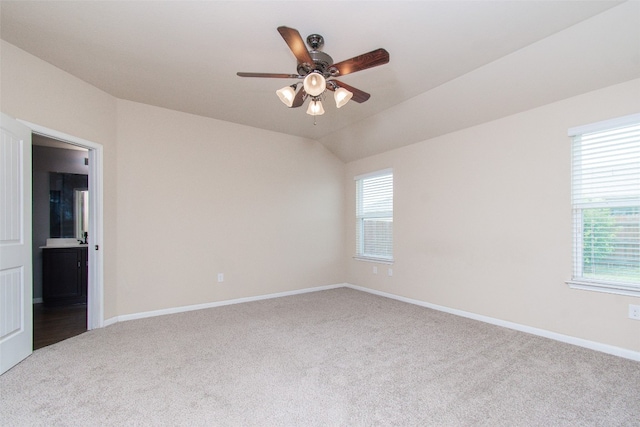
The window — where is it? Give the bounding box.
[355,169,393,262]
[568,114,640,297]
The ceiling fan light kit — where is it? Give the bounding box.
[237,26,389,121]
[276,84,297,107]
[306,98,325,116]
[303,72,326,97]
[334,87,353,108]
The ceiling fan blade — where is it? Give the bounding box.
[277,26,314,66]
[327,80,371,103]
[237,72,301,78]
[291,87,307,108]
[331,48,389,76]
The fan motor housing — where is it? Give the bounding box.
[296,34,334,76]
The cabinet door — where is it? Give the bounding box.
[43,248,82,303]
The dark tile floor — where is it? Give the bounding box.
[33,303,87,350]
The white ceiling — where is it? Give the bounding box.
[1,1,639,161]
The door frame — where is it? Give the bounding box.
[20,120,104,330]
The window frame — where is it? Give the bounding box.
[566,113,640,297]
[354,168,394,264]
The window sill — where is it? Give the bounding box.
[566,280,640,298]
[353,256,394,265]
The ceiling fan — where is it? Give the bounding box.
[237,26,389,117]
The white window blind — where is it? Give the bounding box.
[355,169,393,262]
[569,116,640,296]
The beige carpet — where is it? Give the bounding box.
[1,288,639,426]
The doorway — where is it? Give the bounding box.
[21,119,104,343]
[32,136,89,348]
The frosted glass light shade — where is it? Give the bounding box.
[306,99,325,116]
[276,86,296,107]
[334,88,353,108]
[303,73,326,97]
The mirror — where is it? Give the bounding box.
[49,172,88,240]
[75,189,89,242]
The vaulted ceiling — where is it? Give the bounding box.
[2,1,639,161]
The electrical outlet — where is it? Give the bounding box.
[217,273,224,283]
[629,304,640,320]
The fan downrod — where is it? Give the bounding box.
[306,34,324,50]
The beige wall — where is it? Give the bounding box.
[115,100,345,315]
[345,79,640,352]
[1,41,345,319]
[1,40,120,319]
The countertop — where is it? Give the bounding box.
[40,238,89,249]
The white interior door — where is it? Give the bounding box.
[0,112,33,375]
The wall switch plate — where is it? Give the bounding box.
[217,273,224,283]
[373,266,378,274]
[388,268,393,277]
[629,304,640,320]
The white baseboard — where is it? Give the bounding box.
[103,316,118,327]
[111,284,344,324]
[343,283,640,362]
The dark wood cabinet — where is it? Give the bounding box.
[42,246,88,306]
